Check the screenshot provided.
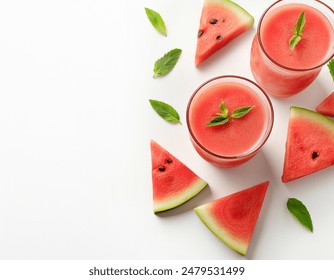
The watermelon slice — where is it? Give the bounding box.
[150,140,208,213]
[195,0,254,66]
[194,181,269,255]
[316,92,334,117]
[282,106,334,182]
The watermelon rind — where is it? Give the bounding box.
[206,0,254,25]
[195,206,248,255]
[154,178,208,213]
[290,106,334,129]
[194,181,269,255]
[282,106,334,182]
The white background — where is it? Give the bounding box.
[0,0,333,260]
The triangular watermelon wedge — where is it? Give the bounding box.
[150,140,208,213]
[194,181,269,255]
[316,92,334,117]
[195,0,254,66]
[282,106,334,182]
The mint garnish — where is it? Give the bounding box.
[328,58,334,81]
[287,198,313,232]
[149,99,181,124]
[206,100,254,127]
[153,48,182,78]
[289,11,306,50]
[145,7,167,36]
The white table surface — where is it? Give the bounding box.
[0,0,333,260]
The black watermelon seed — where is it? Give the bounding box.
[166,159,173,164]
[312,152,319,159]
[198,30,204,38]
[159,166,166,172]
[210,19,218,24]
[222,19,225,23]
[216,35,222,40]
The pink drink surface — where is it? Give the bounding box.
[261,3,333,69]
[189,82,266,157]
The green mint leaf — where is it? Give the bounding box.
[289,35,302,51]
[153,48,182,78]
[328,58,334,81]
[206,115,229,126]
[219,100,229,118]
[145,7,167,36]
[149,99,181,124]
[295,11,306,35]
[287,198,313,232]
[289,11,306,50]
[231,106,254,119]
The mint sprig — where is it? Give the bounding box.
[287,198,313,232]
[149,99,181,124]
[289,11,306,50]
[153,48,182,78]
[206,100,254,127]
[328,58,334,81]
[145,7,167,36]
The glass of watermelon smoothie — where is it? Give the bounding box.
[250,0,334,98]
[186,76,274,168]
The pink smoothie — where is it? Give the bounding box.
[261,3,333,69]
[250,2,334,97]
[188,80,270,165]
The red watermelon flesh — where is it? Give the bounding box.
[150,140,208,213]
[194,181,269,255]
[316,91,334,117]
[282,106,334,183]
[195,0,254,66]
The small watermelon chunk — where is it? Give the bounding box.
[195,0,254,66]
[316,92,334,117]
[150,140,208,213]
[282,107,334,182]
[195,181,269,255]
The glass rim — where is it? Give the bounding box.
[257,0,334,72]
[186,75,274,160]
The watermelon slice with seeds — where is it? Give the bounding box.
[150,140,208,213]
[195,0,254,66]
[316,92,334,117]
[282,106,334,182]
[195,181,269,255]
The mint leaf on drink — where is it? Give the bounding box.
[145,7,167,36]
[289,11,306,50]
[206,100,254,127]
[149,99,181,124]
[328,58,334,81]
[206,115,229,126]
[231,106,254,119]
[153,48,182,78]
[289,35,302,51]
[293,11,306,35]
[287,198,313,232]
[219,100,229,118]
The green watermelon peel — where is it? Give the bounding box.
[154,179,208,213]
